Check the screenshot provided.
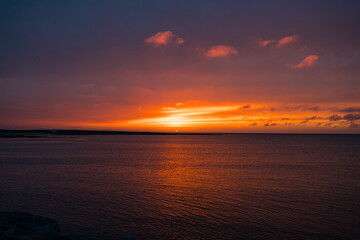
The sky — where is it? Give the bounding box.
[1,0,360,133]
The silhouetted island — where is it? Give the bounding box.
[0,129,218,138]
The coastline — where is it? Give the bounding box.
[0,212,134,240]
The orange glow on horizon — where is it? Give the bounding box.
[66,102,360,133]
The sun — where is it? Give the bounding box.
[163,116,187,127]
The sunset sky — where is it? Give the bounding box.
[1,0,360,133]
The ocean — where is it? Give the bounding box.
[0,134,359,239]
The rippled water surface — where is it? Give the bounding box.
[0,134,359,239]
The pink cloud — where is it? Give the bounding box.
[258,39,274,47]
[176,37,185,45]
[277,35,299,47]
[144,31,184,47]
[204,45,239,58]
[291,55,319,69]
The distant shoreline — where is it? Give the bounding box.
[0,129,218,137]
[0,129,359,137]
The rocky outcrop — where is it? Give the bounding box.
[0,212,95,240]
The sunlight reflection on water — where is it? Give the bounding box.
[0,134,359,239]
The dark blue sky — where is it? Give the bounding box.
[1,0,359,76]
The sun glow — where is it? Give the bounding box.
[116,102,360,132]
[127,105,248,128]
[47,102,360,133]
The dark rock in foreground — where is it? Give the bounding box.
[0,212,95,240]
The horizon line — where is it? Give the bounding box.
[0,129,359,135]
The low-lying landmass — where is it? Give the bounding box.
[1,130,355,139]
[0,212,134,240]
[0,129,218,138]
[0,212,95,240]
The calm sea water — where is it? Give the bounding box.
[0,134,359,240]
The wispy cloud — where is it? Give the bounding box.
[344,114,360,121]
[204,45,238,58]
[264,122,277,127]
[258,39,274,47]
[338,107,360,113]
[284,105,320,111]
[329,114,342,121]
[277,35,299,47]
[144,31,184,47]
[329,113,360,121]
[301,116,317,123]
[175,37,185,45]
[255,35,299,48]
[291,55,319,69]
